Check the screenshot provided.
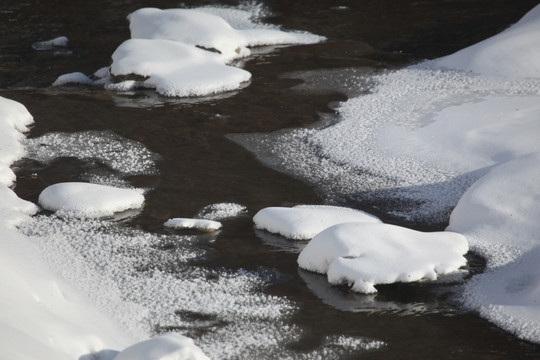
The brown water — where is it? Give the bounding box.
[4,0,540,358]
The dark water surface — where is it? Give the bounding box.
[3,0,540,358]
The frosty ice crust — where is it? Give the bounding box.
[298,222,468,294]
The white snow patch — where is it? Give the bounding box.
[254,205,381,240]
[164,218,222,232]
[298,222,468,293]
[113,333,209,360]
[196,202,247,220]
[32,36,68,50]
[38,182,144,218]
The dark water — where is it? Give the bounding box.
[3,0,540,359]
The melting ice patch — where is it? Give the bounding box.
[254,205,381,240]
[54,5,324,97]
[25,130,160,188]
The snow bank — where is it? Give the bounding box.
[38,182,144,218]
[113,333,209,360]
[164,218,222,232]
[429,5,540,78]
[447,153,540,342]
[54,5,324,97]
[298,223,468,293]
[0,96,137,360]
[254,205,381,240]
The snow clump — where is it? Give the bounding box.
[298,222,468,294]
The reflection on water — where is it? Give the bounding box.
[298,268,465,316]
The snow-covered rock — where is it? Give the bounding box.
[298,222,468,293]
[254,205,381,240]
[164,218,222,232]
[38,182,144,218]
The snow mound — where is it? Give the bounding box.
[254,205,381,240]
[164,218,222,232]
[38,182,144,218]
[128,7,324,63]
[108,39,251,97]
[429,4,540,78]
[54,5,324,97]
[196,202,247,220]
[298,222,468,293]
[113,333,209,360]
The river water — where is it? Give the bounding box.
[3,0,540,359]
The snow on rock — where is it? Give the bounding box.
[52,72,94,86]
[128,7,324,62]
[164,218,222,232]
[128,8,251,62]
[32,36,69,50]
[38,182,144,218]
[54,5,324,97]
[298,222,468,293]
[196,202,247,220]
[113,333,209,360]
[108,39,251,97]
[429,4,540,78]
[253,205,381,240]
